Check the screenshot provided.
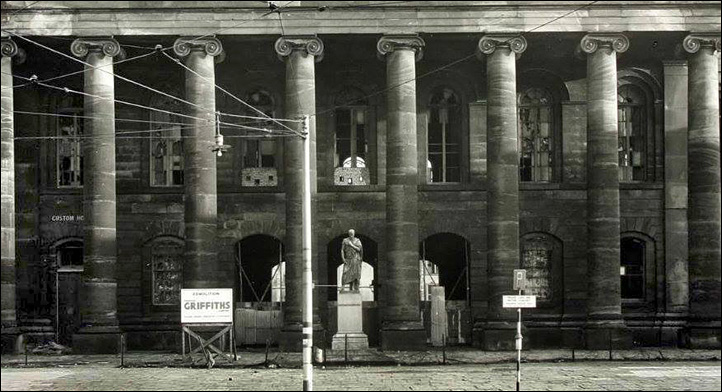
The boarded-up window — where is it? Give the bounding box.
[520,235,553,301]
[151,240,183,306]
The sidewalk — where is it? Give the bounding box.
[2,348,720,369]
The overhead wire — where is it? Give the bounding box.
[7,72,294,134]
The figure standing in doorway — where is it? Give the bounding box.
[341,229,363,292]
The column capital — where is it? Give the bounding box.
[71,37,122,59]
[274,35,324,62]
[173,36,223,58]
[476,34,527,57]
[1,38,26,64]
[579,33,629,54]
[1,38,18,57]
[376,34,425,62]
[683,33,721,54]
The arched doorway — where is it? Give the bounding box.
[326,233,378,302]
[235,235,284,305]
[52,238,83,345]
[419,233,471,345]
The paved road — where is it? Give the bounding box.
[1,361,720,390]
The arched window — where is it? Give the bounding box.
[518,88,554,182]
[428,88,461,183]
[57,104,83,188]
[520,234,553,301]
[620,237,645,300]
[149,237,183,306]
[617,84,647,182]
[150,97,183,187]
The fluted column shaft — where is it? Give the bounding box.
[684,34,721,348]
[71,39,121,330]
[173,37,223,289]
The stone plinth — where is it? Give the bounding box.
[332,292,368,350]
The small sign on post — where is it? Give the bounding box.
[513,269,527,291]
[507,270,536,392]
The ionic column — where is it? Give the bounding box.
[662,60,689,341]
[274,36,323,350]
[173,37,223,289]
[1,38,24,353]
[476,35,526,350]
[377,35,426,349]
[579,34,629,348]
[683,34,721,348]
[70,38,122,353]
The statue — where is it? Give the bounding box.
[341,229,363,292]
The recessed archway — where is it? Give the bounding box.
[419,233,470,302]
[235,234,284,304]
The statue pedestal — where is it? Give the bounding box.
[332,291,369,350]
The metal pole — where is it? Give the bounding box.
[516,289,522,392]
[301,115,314,391]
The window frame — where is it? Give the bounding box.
[427,88,462,184]
[617,84,648,183]
[241,90,277,171]
[518,87,555,183]
[56,108,84,189]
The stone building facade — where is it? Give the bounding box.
[1,1,720,353]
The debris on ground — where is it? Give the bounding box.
[31,341,71,355]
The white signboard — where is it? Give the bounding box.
[503,295,537,308]
[181,288,233,324]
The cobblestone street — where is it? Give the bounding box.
[2,361,720,391]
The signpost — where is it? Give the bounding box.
[503,269,536,391]
[180,288,237,368]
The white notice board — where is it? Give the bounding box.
[181,288,234,324]
[502,295,537,309]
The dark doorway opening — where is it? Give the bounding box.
[235,235,284,304]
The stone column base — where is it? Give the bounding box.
[72,326,120,354]
[1,327,23,354]
[380,322,426,350]
[332,333,369,351]
[584,325,633,349]
[478,321,517,351]
[685,325,721,349]
[278,326,326,352]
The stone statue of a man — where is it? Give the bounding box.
[341,229,363,292]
